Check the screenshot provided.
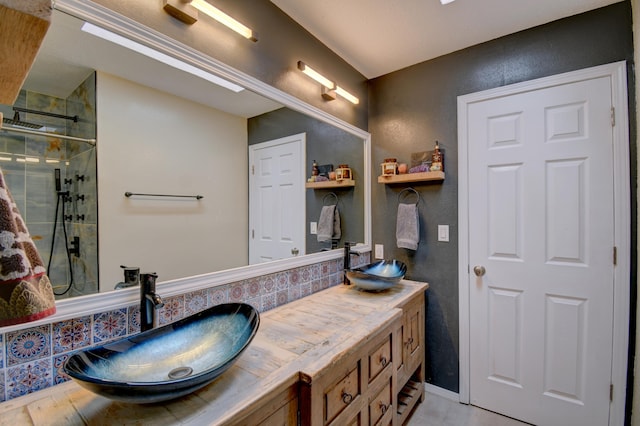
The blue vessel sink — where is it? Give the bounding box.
[63,302,259,404]
[347,260,407,291]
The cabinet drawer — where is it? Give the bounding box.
[368,379,392,426]
[368,336,392,383]
[325,364,360,423]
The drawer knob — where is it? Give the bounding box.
[341,391,353,404]
[380,402,389,414]
[380,356,388,367]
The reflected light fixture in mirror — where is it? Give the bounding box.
[80,22,244,93]
[297,61,359,104]
[163,0,258,42]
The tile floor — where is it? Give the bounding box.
[406,389,531,426]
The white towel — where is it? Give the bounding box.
[317,204,341,242]
[396,203,419,250]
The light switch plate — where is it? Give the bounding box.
[438,225,449,242]
[375,244,384,259]
[310,222,317,234]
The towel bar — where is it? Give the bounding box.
[124,192,203,200]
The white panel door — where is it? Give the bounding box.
[467,76,614,425]
[249,133,305,264]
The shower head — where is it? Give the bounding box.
[2,111,43,129]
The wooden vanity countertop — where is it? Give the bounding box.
[0,280,428,426]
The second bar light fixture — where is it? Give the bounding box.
[297,61,359,105]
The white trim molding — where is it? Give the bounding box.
[457,61,630,426]
[424,383,460,403]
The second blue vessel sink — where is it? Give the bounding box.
[347,260,407,291]
[63,302,259,403]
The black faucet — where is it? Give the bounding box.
[140,273,164,331]
[115,265,140,289]
[343,242,360,285]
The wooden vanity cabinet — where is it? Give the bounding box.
[0,281,427,426]
[229,383,298,426]
[292,286,426,426]
[299,313,400,426]
[394,291,426,425]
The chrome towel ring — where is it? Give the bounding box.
[397,187,419,205]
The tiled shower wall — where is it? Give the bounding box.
[0,74,98,300]
[0,253,369,402]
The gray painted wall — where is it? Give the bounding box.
[368,1,635,393]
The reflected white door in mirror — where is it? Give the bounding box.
[249,134,306,264]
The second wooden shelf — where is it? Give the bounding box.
[377,171,444,184]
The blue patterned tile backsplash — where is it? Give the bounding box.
[6,325,51,367]
[52,316,91,355]
[92,309,127,344]
[0,255,368,402]
[6,359,52,400]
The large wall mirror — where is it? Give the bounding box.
[0,1,371,308]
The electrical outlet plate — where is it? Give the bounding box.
[310,222,317,234]
[375,244,384,259]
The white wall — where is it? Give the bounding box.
[97,72,248,289]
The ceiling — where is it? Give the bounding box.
[271,0,623,79]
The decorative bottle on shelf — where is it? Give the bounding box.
[431,141,443,172]
[312,160,319,177]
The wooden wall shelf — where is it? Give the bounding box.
[377,171,445,184]
[305,179,355,189]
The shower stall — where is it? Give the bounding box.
[0,73,98,299]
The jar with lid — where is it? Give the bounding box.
[335,164,351,180]
[381,158,398,176]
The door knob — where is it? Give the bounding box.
[473,265,486,276]
[291,248,299,256]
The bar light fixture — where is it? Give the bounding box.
[297,61,359,105]
[163,0,257,42]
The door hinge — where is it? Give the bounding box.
[613,246,617,265]
[610,383,614,401]
[251,164,255,175]
[251,229,254,239]
[611,107,616,127]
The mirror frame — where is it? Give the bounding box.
[32,0,372,324]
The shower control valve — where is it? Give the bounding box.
[69,236,80,257]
